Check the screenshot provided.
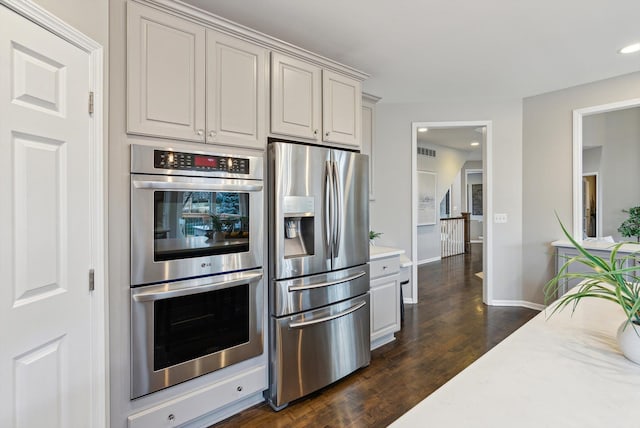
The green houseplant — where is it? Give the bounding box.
[545,216,640,364]
[618,206,640,242]
[369,230,383,245]
[206,214,226,242]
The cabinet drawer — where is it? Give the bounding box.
[369,256,400,279]
[128,365,266,428]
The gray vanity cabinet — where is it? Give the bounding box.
[554,243,639,297]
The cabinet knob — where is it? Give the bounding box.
[209,130,217,139]
[196,129,204,137]
[325,131,330,137]
[313,129,319,136]
[237,385,243,392]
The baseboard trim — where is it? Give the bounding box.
[488,300,544,311]
[418,256,440,265]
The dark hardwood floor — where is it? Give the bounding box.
[212,244,538,427]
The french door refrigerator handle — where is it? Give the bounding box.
[325,160,334,256]
[288,300,367,328]
[332,160,342,257]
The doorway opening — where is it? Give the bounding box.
[411,121,493,305]
[582,173,599,238]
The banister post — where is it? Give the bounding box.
[462,212,470,253]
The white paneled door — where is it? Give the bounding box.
[0,4,98,428]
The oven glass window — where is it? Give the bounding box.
[153,190,250,261]
[153,284,250,371]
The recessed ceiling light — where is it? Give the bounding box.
[470,141,480,147]
[417,127,428,133]
[619,43,640,54]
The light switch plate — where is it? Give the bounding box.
[494,213,508,223]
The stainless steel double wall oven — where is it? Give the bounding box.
[129,144,264,398]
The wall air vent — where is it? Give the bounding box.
[417,147,436,157]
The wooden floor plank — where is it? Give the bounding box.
[212,244,538,427]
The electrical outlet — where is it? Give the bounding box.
[494,213,508,223]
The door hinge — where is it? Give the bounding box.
[89,269,95,292]
[88,91,94,115]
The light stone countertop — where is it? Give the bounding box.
[390,292,640,427]
[369,245,405,260]
[552,239,640,253]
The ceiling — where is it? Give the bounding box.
[181,0,640,103]
[418,126,484,160]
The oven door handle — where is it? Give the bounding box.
[132,180,263,192]
[132,272,263,302]
[288,300,367,329]
[287,271,366,292]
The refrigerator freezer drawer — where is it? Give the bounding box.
[272,264,369,317]
[268,293,371,408]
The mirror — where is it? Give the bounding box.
[574,102,640,241]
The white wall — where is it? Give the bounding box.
[522,71,640,305]
[32,0,108,45]
[416,143,468,262]
[372,98,523,302]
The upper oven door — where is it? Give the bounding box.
[131,174,263,286]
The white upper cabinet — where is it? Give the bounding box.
[271,52,362,148]
[322,70,361,147]
[206,30,267,149]
[127,3,267,149]
[362,93,380,200]
[127,2,206,142]
[270,52,322,141]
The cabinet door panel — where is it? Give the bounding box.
[207,30,266,149]
[271,52,321,140]
[370,276,400,341]
[322,70,361,148]
[127,2,205,141]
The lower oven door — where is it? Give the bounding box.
[268,293,370,408]
[131,269,264,399]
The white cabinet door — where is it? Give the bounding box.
[0,6,100,427]
[322,70,361,148]
[127,2,206,142]
[270,52,321,141]
[206,30,267,149]
[370,275,400,343]
[361,95,378,201]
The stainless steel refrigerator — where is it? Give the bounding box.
[266,141,370,410]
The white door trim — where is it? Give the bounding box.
[412,120,493,304]
[0,1,107,426]
[572,98,640,240]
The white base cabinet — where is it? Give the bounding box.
[369,253,401,350]
[127,364,266,428]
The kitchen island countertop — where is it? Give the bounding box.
[390,290,640,427]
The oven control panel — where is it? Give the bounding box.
[154,150,250,174]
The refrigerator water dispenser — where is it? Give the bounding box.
[283,196,315,258]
